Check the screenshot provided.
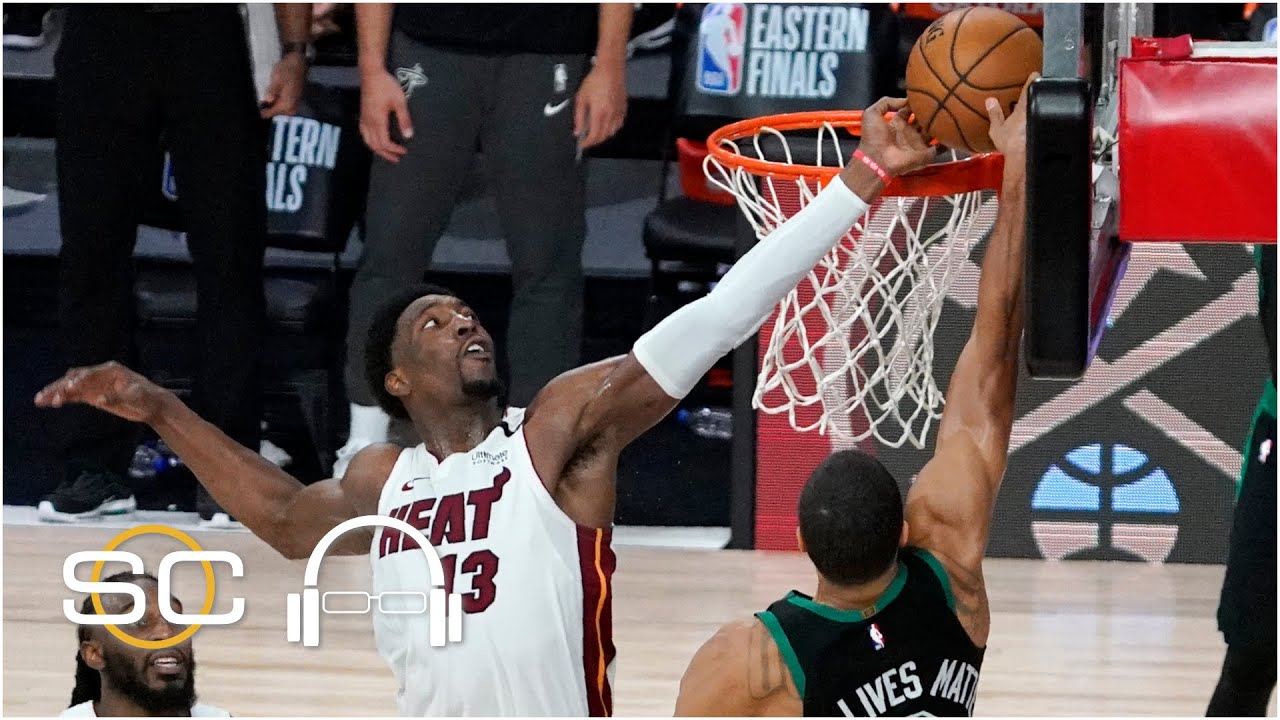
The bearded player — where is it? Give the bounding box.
[35,96,935,716]
[64,572,229,717]
[674,78,1035,717]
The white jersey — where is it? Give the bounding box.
[370,408,617,717]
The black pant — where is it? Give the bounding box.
[1210,396,1277,715]
[54,6,266,499]
[344,33,588,410]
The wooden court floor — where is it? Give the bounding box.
[4,522,1266,717]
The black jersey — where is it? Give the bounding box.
[393,4,598,56]
[757,548,985,717]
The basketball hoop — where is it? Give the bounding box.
[705,111,1004,448]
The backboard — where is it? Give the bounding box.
[1025,3,1146,379]
[1025,3,1277,379]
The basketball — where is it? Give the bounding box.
[905,6,1043,153]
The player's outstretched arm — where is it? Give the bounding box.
[903,76,1036,647]
[35,362,389,558]
[523,98,936,524]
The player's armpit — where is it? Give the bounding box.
[904,412,1001,646]
[675,618,793,716]
[904,513,993,646]
[905,400,1007,561]
[522,354,680,483]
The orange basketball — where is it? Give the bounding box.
[905,7,1042,153]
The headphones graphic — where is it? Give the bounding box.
[285,516,463,648]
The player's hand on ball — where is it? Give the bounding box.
[857,97,935,178]
[35,362,169,424]
[986,73,1038,162]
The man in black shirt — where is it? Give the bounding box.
[333,4,632,476]
[674,77,1036,717]
[41,4,312,526]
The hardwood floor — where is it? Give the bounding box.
[3,521,1262,716]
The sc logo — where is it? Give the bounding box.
[285,516,463,648]
[63,524,244,650]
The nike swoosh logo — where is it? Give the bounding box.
[402,476,429,492]
[543,99,571,117]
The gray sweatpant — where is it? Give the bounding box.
[345,31,589,408]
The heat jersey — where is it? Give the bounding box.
[758,548,985,717]
[369,408,616,716]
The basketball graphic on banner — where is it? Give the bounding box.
[1030,443,1180,563]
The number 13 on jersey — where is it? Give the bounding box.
[377,468,512,615]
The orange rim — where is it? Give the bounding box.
[706,110,1004,198]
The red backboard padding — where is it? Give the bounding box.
[1118,36,1277,244]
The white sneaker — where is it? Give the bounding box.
[332,437,377,479]
[198,512,241,530]
[260,439,292,467]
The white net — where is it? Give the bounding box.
[705,122,999,448]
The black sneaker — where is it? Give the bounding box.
[38,470,137,523]
[3,6,51,49]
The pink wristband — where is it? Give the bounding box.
[853,149,891,185]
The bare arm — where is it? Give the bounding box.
[575,3,633,149]
[355,3,413,162]
[594,3,633,67]
[904,78,1036,645]
[674,618,799,716]
[34,364,393,559]
[354,3,393,76]
[260,4,313,118]
[274,3,312,45]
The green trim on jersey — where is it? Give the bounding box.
[756,610,807,698]
[1239,378,1277,498]
[785,561,908,621]
[1258,378,1276,420]
[909,548,956,611]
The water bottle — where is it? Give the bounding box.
[127,442,163,482]
[677,407,733,441]
[156,440,183,471]
[127,440,183,482]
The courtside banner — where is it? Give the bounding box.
[145,82,369,252]
[262,83,369,251]
[680,2,897,118]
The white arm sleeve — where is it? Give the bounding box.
[634,175,871,398]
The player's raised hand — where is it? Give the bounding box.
[986,73,1038,162]
[857,96,935,178]
[35,362,170,424]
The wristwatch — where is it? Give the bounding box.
[282,41,315,64]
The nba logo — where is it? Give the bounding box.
[696,3,746,96]
[869,623,885,650]
[1265,17,1276,43]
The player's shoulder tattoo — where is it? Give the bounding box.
[746,617,801,701]
[924,548,990,643]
